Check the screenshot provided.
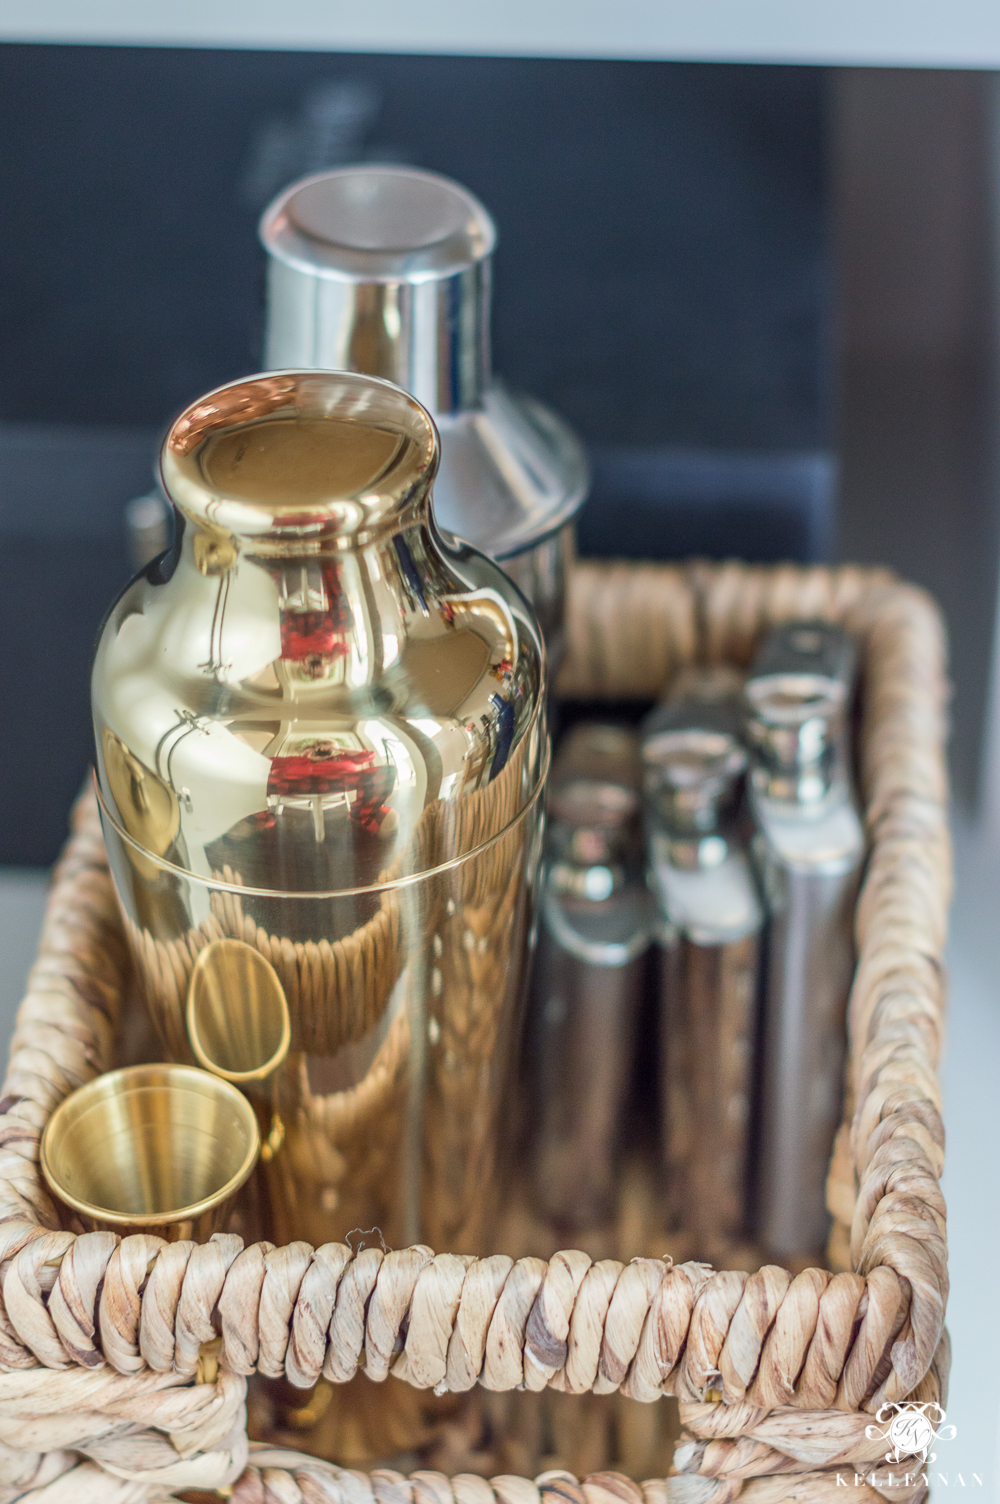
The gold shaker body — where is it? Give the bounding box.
[92,370,547,1256]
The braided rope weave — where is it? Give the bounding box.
[0,562,950,1504]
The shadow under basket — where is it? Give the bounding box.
[0,560,950,1504]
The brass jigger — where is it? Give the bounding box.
[40,1064,260,1242]
[186,941,333,1428]
[186,939,291,1162]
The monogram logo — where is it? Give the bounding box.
[866,1401,957,1465]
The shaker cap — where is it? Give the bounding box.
[161,369,438,550]
[259,168,589,567]
[261,166,495,284]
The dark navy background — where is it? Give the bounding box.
[0,47,829,862]
[0,47,827,446]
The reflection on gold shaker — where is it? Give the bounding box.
[92,370,547,1266]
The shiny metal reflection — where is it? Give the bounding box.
[40,1064,260,1241]
[92,368,547,1256]
[643,677,762,1255]
[260,166,589,666]
[530,724,652,1227]
[745,623,864,1259]
[187,939,291,1083]
[95,369,545,896]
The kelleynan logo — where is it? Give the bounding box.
[834,1403,983,1489]
[867,1401,956,1466]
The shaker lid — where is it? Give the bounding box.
[260,169,589,563]
[161,369,438,548]
[261,166,496,284]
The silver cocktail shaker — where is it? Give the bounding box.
[259,165,590,668]
[745,623,864,1259]
[530,724,652,1227]
[643,670,763,1254]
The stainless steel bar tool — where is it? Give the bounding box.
[643,668,763,1253]
[530,723,652,1227]
[745,622,865,1258]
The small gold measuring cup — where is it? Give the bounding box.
[186,938,291,1162]
[40,1064,260,1242]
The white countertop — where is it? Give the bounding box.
[0,0,997,68]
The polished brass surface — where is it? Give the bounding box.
[97,761,546,1252]
[187,939,291,1082]
[162,374,433,549]
[92,369,547,1256]
[40,1064,260,1241]
[97,369,544,894]
[102,727,180,882]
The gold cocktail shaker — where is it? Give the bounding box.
[92,369,547,1259]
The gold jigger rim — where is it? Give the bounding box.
[40,1063,261,1231]
[93,735,550,899]
[187,939,292,1083]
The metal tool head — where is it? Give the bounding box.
[744,622,857,804]
[642,727,747,832]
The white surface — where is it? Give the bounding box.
[0,0,999,67]
[0,871,47,1048]
[939,817,1000,1493]
[0,818,995,1485]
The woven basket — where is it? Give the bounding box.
[0,560,950,1504]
